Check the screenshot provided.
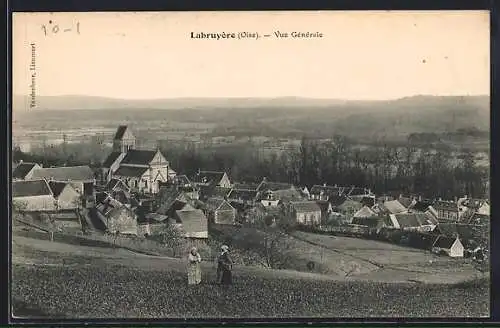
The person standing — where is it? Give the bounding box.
[187,247,202,285]
[217,245,233,285]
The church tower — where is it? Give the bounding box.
[112,125,136,153]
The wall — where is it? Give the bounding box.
[215,209,236,225]
[107,208,138,235]
[57,186,81,210]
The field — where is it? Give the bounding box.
[12,234,490,319]
[11,229,490,319]
[290,232,486,283]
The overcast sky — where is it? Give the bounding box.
[13,11,489,100]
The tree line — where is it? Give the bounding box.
[13,134,489,200]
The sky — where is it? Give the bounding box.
[13,11,490,100]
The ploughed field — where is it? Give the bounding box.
[11,235,489,319]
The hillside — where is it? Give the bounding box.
[12,234,489,319]
[13,95,489,142]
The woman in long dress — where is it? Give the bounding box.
[217,245,233,285]
[187,247,202,285]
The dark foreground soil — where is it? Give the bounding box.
[11,263,489,319]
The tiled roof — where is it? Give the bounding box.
[30,166,95,181]
[103,152,122,168]
[353,206,377,218]
[291,201,322,213]
[120,149,158,166]
[199,185,231,199]
[12,162,38,179]
[114,166,149,178]
[205,197,233,211]
[113,125,129,140]
[398,197,414,208]
[382,200,407,214]
[433,200,459,212]
[392,213,438,228]
[13,179,53,197]
[433,236,458,249]
[227,189,258,201]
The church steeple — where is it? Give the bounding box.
[112,125,136,153]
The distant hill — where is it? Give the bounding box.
[13,95,353,111]
[13,94,489,112]
[12,94,489,143]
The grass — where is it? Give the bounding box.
[12,262,489,319]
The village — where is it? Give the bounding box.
[11,124,490,265]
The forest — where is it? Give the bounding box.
[13,134,489,200]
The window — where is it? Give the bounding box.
[134,180,138,188]
[145,180,148,188]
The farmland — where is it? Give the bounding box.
[11,231,489,319]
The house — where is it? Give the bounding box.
[29,165,96,208]
[204,197,237,225]
[288,201,322,226]
[433,200,461,222]
[462,198,490,216]
[337,199,363,219]
[353,205,377,218]
[432,236,464,257]
[48,181,81,210]
[94,195,138,235]
[173,175,199,199]
[12,161,42,180]
[104,206,138,235]
[199,185,231,201]
[192,170,231,188]
[12,179,57,212]
[174,209,209,239]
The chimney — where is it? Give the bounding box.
[418,195,422,202]
[323,183,327,187]
[439,197,442,201]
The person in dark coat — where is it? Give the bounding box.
[217,245,233,285]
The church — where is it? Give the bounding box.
[101,125,176,194]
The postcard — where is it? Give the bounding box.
[11,11,490,320]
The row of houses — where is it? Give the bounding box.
[12,125,490,257]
